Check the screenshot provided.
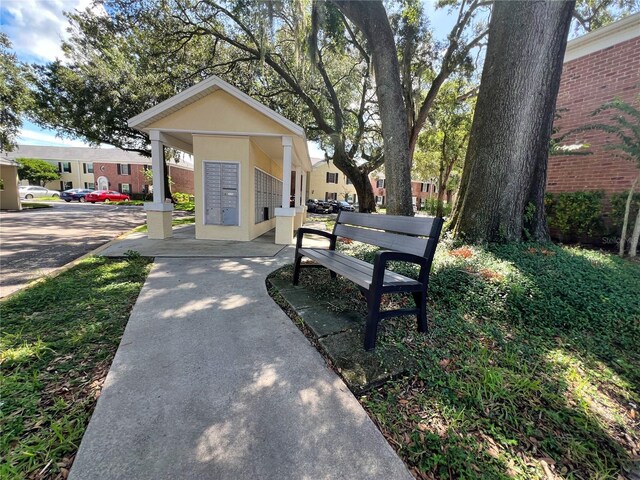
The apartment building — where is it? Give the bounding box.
[371,175,439,210]
[7,145,194,196]
[307,158,358,203]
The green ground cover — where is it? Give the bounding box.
[276,240,640,479]
[0,256,152,479]
[20,202,53,209]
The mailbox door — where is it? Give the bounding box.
[204,162,239,226]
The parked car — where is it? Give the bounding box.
[337,201,355,212]
[61,188,95,202]
[19,185,60,199]
[306,199,330,214]
[326,200,341,214]
[85,190,131,203]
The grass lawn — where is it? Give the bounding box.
[0,256,152,479]
[20,202,53,210]
[282,240,640,479]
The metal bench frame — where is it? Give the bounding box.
[293,212,444,350]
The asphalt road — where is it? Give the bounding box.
[0,202,148,298]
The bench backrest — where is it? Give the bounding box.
[333,212,444,258]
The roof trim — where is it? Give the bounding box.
[564,12,640,62]
[128,75,306,137]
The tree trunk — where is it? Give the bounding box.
[619,175,639,256]
[332,0,413,216]
[629,200,640,257]
[332,148,377,213]
[450,0,575,243]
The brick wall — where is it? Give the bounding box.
[370,179,437,208]
[549,37,640,196]
[93,162,149,194]
[92,162,194,195]
[168,164,194,195]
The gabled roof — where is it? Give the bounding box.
[128,75,306,137]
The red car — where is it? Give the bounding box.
[85,190,131,203]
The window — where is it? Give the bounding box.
[345,176,352,185]
[326,172,338,184]
[58,162,72,173]
[119,183,131,194]
[325,192,337,201]
[376,179,385,188]
[83,163,94,174]
[421,182,428,192]
[60,181,73,190]
[84,182,95,189]
[376,195,385,205]
[143,164,151,171]
[117,164,131,175]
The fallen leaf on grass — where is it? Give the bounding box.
[449,247,473,259]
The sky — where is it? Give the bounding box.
[0,0,457,154]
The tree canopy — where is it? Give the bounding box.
[0,34,30,153]
[16,158,61,186]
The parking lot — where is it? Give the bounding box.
[0,202,148,298]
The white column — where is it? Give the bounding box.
[281,136,292,207]
[150,131,165,204]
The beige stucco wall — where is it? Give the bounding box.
[150,90,292,136]
[0,164,21,210]
[307,160,357,202]
[193,136,286,241]
[193,135,251,241]
[249,140,283,240]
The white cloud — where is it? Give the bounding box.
[18,126,104,148]
[1,0,97,63]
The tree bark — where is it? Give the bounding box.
[332,0,413,216]
[451,0,575,242]
[629,197,640,257]
[619,175,639,256]
[332,145,377,213]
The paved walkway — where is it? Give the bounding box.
[69,251,412,479]
[100,224,286,258]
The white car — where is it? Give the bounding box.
[19,185,60,199]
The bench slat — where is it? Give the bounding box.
[334,224,428,257]
[299,249,421,289]
[337,211,438,237]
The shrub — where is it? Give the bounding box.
[609,190,640,234]
[546,191,603,241]
[172,192,192,203]
[420,198,452,217]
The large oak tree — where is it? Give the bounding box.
[450,0,576,242]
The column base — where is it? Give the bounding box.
[275,207,296,245]
[145,203,173,239]
[294,206,305,231]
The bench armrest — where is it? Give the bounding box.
[295,228,337,250]
[371,250,429,287]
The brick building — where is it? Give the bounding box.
[6,145,194,196]
[549,14,640,197]
[370,175,438,210]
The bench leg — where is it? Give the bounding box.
[329,270,337,280]
[412,291,427,333]
[293,254,303,286]
[364,292,382,351]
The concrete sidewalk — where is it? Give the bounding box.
[69,252,412,479]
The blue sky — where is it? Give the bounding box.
[1,0,457,154]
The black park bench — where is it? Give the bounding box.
[293,212,444,350]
